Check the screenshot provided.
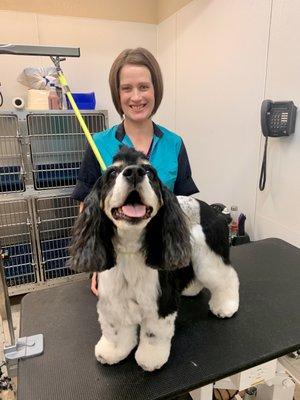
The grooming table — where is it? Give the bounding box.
[18,238,300,400]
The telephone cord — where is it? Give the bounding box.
[259,135,268,191]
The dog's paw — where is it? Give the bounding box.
[95,336,133,365]
[135,341,170,372]
[209,295,239,318]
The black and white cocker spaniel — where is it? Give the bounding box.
[69,146,239,371]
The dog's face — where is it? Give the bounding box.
[100,148,162,229]
[69,146,191,273]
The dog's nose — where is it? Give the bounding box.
[123,166,146,186]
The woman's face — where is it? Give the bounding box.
[119,64,155,123]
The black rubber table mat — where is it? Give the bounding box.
[18,238,300,400]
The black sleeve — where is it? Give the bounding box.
[71,145,102,202]
[173,140,199,196]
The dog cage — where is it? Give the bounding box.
[0,114,25,193]
[27,112,106,189]
[34,195,78,282]
[0,109,108,295]
[0,199,38,291]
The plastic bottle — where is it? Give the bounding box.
[229,205,239,241]
[48,84,61,110]
[55,86,63,109]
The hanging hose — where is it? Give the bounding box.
[51,57,107,171]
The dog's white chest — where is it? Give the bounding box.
[97,253,159,325]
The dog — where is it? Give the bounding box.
[69,146,239,371]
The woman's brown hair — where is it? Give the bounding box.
[109,47,163,118]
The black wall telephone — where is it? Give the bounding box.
[259,99,297,190]
[261,100,297,137]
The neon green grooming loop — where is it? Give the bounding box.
[52,57,107,171]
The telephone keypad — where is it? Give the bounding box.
[268,110,289,134]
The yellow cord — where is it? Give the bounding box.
[57,71,107,171]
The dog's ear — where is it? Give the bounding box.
[68,178,116,272]
[144,185,191,270]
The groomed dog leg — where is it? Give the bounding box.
[95,314,138,365]
[135,312,177,371]
[191,225,239,318]
[181,279,204,296]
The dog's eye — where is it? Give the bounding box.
[144,167,155,180]
[107,168,118,178]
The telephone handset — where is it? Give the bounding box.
[261,100,297,137]
[259,99,297,191]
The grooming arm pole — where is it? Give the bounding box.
[0,44,80,57]
[0,249,43,377]
[0,43,106,170]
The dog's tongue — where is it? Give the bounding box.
[122,204,146,218]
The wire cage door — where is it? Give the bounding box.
[0,110,107,295]
[34,195,80,281]
[0,199,38,290]
[27,112,106,189]
[0,114,25,193]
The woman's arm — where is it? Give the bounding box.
[72,145,102,202]
[174,140,199,196]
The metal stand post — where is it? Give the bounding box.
[256,362,296,400]
[0,248,44,376]
[0,250,15,346]
[190,384,214,400]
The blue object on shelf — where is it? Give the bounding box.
[0,166,24,192]
[35,162,81,189]
[3,243,36,286]
[66,92,96,110]
[3,238,74,286]
[41,237,72,280]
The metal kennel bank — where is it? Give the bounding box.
[0,109,108,296]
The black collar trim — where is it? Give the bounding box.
[115,121,163,142]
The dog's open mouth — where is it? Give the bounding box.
[111,190,153,223]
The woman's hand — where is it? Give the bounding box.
[91,272,99,296]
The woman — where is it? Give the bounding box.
[72,47,199,295]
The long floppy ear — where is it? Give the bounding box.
[68,178,116,272]
[143,185,191,269]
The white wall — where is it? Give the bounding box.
[1,3,300,247]
[0,10,157,126]
[254,0,300,246]
[157,0,271,239]
[158,0,300,248]
[156,14,177,131]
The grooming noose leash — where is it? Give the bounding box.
[50,56,107,171]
